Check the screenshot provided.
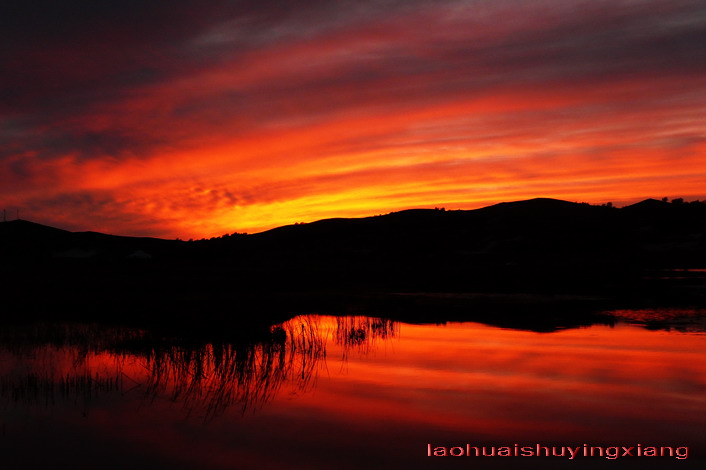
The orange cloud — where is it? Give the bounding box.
[2,0,705,237]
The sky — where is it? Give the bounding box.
[1,0,705,238]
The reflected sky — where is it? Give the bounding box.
[1,314,706,469]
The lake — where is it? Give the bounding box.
[1,310,706,469]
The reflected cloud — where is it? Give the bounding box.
[1,309,705,423]
[3,311,706,469]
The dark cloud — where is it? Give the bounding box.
[24,189,163,236]
[0,0,430,112]
[3,0,703,144]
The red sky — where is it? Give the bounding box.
[1,0,705,238]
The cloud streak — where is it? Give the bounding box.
[1,0,705,237]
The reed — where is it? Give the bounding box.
[0,315,389,420]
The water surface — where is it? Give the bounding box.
[1,313,705,469]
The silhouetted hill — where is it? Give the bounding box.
[3,198,705,268]
[623,198,670,211]
[0,219,180,261]
[0,219,70,241]
[1,198,705,323]
[233,197,704,272]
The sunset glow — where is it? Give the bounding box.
[2,0,705,237]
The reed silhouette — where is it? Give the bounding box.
[0,315,402,421]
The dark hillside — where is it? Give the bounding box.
[1,198,704,324]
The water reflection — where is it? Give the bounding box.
[608,308,706,333]
[2,312,706,469]
[334,316,397,360]
[0,316,399,420]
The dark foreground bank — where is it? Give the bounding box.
[1,197,704,334]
